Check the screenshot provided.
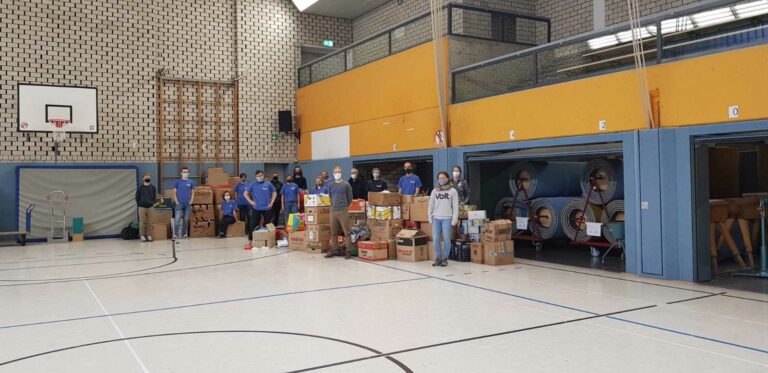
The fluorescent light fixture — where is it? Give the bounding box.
[734,0,768,19]
[588,35,620,49]
[292,0,318,12]
[661,16,695,34]
[691,8,736,28]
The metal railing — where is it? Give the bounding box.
[452,0,768,103]
[298,3,551,88]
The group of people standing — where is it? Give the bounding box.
[136,162,471,266]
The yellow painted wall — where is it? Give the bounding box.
[450,44,768,146]
[296,40,447,161]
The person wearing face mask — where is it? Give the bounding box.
[397,161,422,196]
[292,166,307,190]
[217,191,238,238]
[280,176,300,225]
[135,172,157,242]
[451,165,470,205]
[173,166,195,239]
[348,167,368,200]
[325,166,354,259]
[311,176,329,195]
[234,173,251,226]
[270,173,283,226]
[244,170,276,250]
[367,167,388,193]
[428,172,459,267]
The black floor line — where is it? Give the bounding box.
[0,243,238,266]
[0,256,168,272]
[515,261,716,295]
[289,305,657,372]
[0,330,413,372]
[720,293,768,304]
[0,249,291,287]
[0,257,178,284]
[666,292,726,305]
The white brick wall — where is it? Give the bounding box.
[605,0,702,26]
[0,0,351,163]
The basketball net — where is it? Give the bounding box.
[49,120,69,143]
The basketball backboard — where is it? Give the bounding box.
[18,84,98,133]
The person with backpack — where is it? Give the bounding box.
[428,171,459,267]
[218,191,238,238]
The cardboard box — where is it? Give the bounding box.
[396,229,428,247]
[252,224,276,247]
[190,221,216,238]
[212,187,235,204]
[349,212,367,228]
[458,205,477,220]
[368,219,403,239]
[462,219,484,234]
[402,195,417,203]
[151,223,171,240]
[192,187,213,205]
[387,238,397,259]
[468,210,487,220]
[484,219,513,235]
[192,204,215,222]
[148,208,173,225]
[366,205,402,220]
[71,233,84,242]
[397,245,429,262]
[229,177,241,186]
[348,199,367,213]
[304,241,329,253]
[409,198,430,222]
[401,203,410,220]
[304,194,330,207]
[206,167,225,176]
[206,172,230,186]
[357,241,389,261]
[483,240,515,266]
[226,221,245,237]
[307,225,331,243]
[305,206,330,225]
[289,231,308,250]
[471,243,484,264]
[368,192,401,206]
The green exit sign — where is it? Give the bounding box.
[322,39,334,47]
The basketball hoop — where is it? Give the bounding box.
[49,119,70,143]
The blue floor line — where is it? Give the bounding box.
[607,316,768,355]
[0,277,428,331]
[363,261,768,356]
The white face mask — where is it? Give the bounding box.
[334,172,342,181]
[181,172,189,180]
[224,195,231,201]
[256,176,264,182]
[373,173,380,179]
[453,171,460,178]
[351,173,357,179]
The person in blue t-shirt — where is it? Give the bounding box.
[173,166,195,239]
[234,173,250,224]
[310,176,328,195]
[397,161,422,196]
[244,170,276,250]
[217,191,239,238]
[281,175,300,225]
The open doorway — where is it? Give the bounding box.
[465,143,626,273]
[693,134,768,293]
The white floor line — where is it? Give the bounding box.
[83,280,150,373]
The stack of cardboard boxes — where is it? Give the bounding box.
[148,208,173,240]
[477,219,515,266]
[303,194,331,253]
[205,167,232,187]
[396,229,429,261]
[367,192,403,259]
[190,186,216,238]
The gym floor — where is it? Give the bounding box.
[0,239,766,372]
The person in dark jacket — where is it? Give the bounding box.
[292,166,307,190]
[367,167,388,193]
[452,165,470,205]
[135,173,157,242]
[348,167,368,200]
[270,173,283,226]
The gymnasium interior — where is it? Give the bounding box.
[0,0,766,371]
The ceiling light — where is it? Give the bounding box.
[292,0,318,12]
[734,0,768,19]
[691,8,736,28]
